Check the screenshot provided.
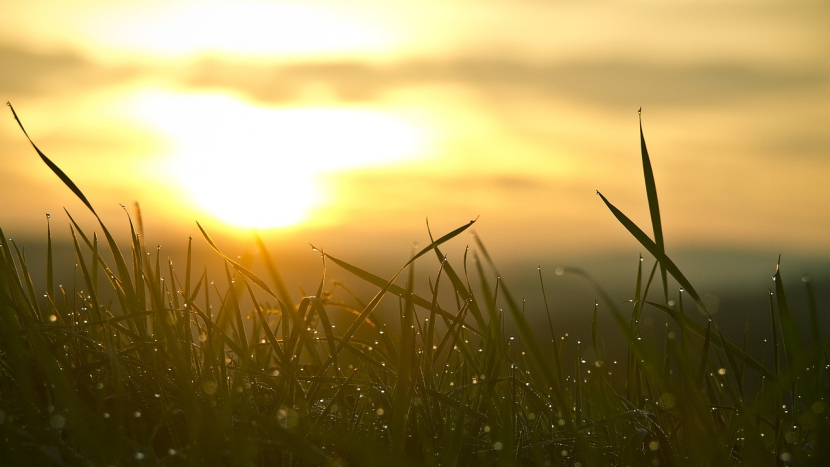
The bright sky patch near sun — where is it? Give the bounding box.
[126,90,429,229]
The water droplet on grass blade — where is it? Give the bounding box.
[49,414,66,429]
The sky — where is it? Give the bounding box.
[2,0,829,295]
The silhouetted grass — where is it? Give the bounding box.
[1,102,828,466]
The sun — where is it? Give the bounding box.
[127,90,427,230]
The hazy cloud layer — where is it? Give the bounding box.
[181,57,829,108]
[5,39,824,111]
[0,45,137,98]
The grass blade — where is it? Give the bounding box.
[597,191,708,315]
[638,109,669,304]
[8,102,96,213]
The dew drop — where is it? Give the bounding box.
[49,414,66,430]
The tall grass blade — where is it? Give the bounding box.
[254,233,295,312]
[597,191,708,315]
[391,256,416,457]
[773,260,801,371]
[10,105,139,312]
[8,102,96,214]
[247,282,288,368]
[768,289,780,379]
[45,214,54,299]
[11,242,42,321]
[696,320,712,388]
[196,222,286,312]
[638,109,669,304]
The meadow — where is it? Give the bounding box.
[1,103,827,466]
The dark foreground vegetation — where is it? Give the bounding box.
[1,104,828,466]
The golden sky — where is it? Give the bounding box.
[2,0,829,268]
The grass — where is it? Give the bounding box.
[1,102,828,466]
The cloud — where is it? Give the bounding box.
[0,44,136,98]
[3,40,824,110]
[180,56,829,109]
[333,170,553,201]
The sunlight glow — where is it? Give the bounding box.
[129,90,427,229]
[86,1,396,59]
